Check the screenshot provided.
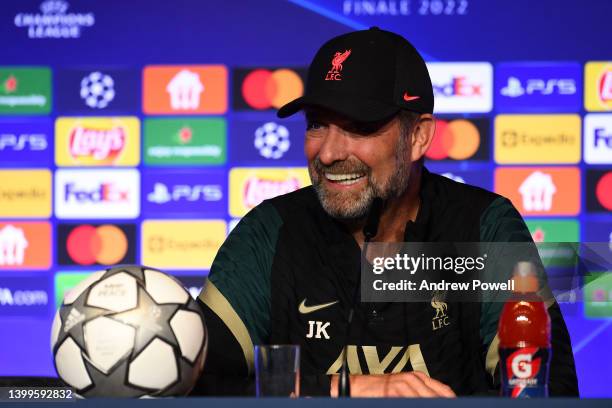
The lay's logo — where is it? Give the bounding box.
[585,62,612,112]
[244,177,300,208]
[55,117,140,166]
[229,168,310,217]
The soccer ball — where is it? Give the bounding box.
[254,122,290,159]
[80,71,115,109]
[51,265,207,398]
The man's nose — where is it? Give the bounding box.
[318,124,350,165]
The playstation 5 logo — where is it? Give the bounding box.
[147,183,222,204]
[501,76,576,98]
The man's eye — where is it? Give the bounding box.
[306,121,324,131]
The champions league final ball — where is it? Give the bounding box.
[51,265,207,398]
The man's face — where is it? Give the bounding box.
[304,108,412,220]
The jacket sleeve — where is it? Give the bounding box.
[479,196,579,396]
[190,201,283,396]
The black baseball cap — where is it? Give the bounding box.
[277,27,434,122]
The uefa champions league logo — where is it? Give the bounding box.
[254,122,290,159]
[80,72,115,109]
[14,1,96,39]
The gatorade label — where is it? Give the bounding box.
[499,347,550,398]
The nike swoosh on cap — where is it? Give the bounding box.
[298,299,339,314]
[403,92,420,102]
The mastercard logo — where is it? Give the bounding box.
[66,224,128,266]
[241,69,303,110]
[596,171,612,210]
[426,119,482,160]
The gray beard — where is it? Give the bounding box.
[309,136,411,220]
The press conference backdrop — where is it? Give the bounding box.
[0,0,611,396]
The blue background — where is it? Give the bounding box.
[0,0,611,397]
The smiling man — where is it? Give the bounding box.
[195,28,578,397]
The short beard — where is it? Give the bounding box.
[309,134,411,220]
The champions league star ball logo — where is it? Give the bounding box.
[80,72,115,109]
[254,122,290,159]
[51,265,208,397]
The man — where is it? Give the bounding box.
[194,27,578,397]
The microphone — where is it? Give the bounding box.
[363,197,384,240]
[338,197,384,397]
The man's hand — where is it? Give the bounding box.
[330,371,456,398]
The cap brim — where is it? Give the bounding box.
[277,91,400,122]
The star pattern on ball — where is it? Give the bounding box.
[56,288,113,352]
[81,358,147,398]
[111,286,180,355]
[103,266,146,284]
[156,354,204,397]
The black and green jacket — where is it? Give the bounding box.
[194,168,578,396]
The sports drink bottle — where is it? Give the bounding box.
[498,261,551,398]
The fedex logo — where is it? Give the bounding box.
[595,128,612,147]
[584,114,612,164]
[64,182,129,203]
[433,76,482,97]
[496,63,581,112]
[427,63,492,113]
[55,169,140,219]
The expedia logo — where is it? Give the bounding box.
[494,115,580,164]
[147,236,219,254]
[141,220,226,269]
[0,170,52,217]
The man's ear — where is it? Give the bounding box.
[410,114,435,162]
